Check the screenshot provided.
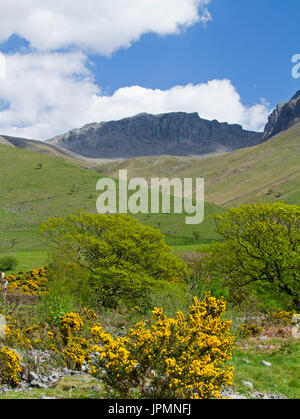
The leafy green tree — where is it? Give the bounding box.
[207,203,300,308]
[40,212,189,307]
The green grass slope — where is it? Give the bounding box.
[0,144,221,269]
[96,122,300,207]
[1,135,122,170]
[0,144,103,252]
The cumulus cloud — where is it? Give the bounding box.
[0,1,269,139]
[99,82,270,132]
[0,52,270,140]
[0,53,6,79]
[0,0,211,55]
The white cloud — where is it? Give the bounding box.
[0,0,211,55]
[0,52,100,138]
[91,82,270,132]
[0,53,6,79]
[0,52,270,140]
[0,1,271,142]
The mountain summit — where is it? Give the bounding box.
[263,90,300,140]
[47,113,263,159]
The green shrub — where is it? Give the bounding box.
[36,290,78,326]
[206,202,300,309]
[239,323,263,338]
[0,255,17,272]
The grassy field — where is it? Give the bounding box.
[0,144,222,267]
[231,339,300,399]
[1,122,299,269]
[6,250,48,272]
[0,144,104,255]
[0,375,106,400]
[95,122,300,207]
[4,122,300,211]
[1,134,120,170]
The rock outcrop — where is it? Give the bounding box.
[48,112,263,159]
[263,90,300,140]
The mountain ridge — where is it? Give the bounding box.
[47,112,263,158]
[263,90,300,140]
[1,91,299,162]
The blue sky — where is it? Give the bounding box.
[0,0,299,139]
[91,0,300,105]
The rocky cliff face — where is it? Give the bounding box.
[263,90,300,140]
[48,112,263,159]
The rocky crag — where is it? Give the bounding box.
[48,112,263,158]
[263,90,300,140]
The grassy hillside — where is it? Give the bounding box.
[0,144,102,254]
[0,144,221,269]
[95,122,300,207]
[5,122,299,210]
[1,135,121,170]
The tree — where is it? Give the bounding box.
[207,202,300,308]
[40,212,189,307]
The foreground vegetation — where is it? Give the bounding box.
[0,202,299,399]
[1,339,298,400]
[232,339,300,399]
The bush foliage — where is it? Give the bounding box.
[206,202,300,308]
[90,295,234,399]
[0,347,22,387]
[6,268,49,296]
[0,256,17,273]
[40,212,189,307]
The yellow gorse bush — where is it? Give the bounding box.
[58,312,95,369]
[6,268,49,296]
[90,294,234,399]
[1,308,94,374]
[62,337,92,370]
[4,326,32,349]
[239,323,263,338]
[59,312,84,338]
[0,347,22,387]
[268,310,297,325]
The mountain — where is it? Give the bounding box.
[263,90,300,140]
[47,112,263,158]
[95,121,300,207]
[0,92,299,256]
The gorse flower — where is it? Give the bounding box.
[0,347,22,387]
[90,294,234,399]
[59,313,84,336]
[5,268,49,296]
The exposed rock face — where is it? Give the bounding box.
[48,112,263,158]
[263,90,300,140]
